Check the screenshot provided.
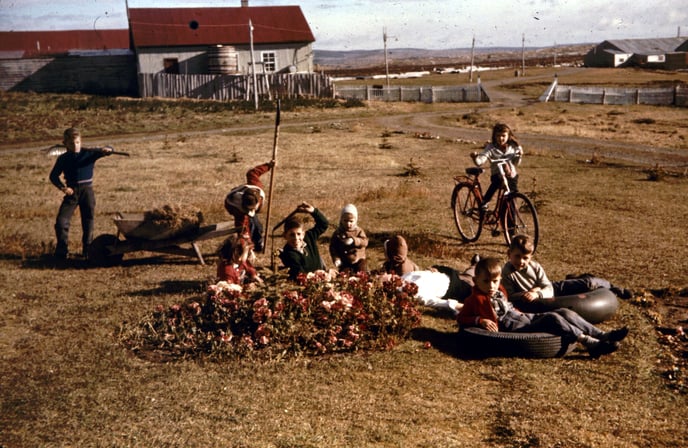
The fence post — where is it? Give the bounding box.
[366,86,370,101]
[674,85,679,106]
[636,89,640,105]
[602,89,606,105]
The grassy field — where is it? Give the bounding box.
[1,68,687,447]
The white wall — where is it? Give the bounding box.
[137,43,313,74]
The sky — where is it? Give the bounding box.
[0,0,686,50]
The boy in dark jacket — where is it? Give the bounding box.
[278,202,329,280]
[49,128,113,260]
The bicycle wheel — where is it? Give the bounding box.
[500,192,539,250]
[451,182,483,242]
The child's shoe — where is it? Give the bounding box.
[587,341,619,359]
[600,326,629,343]
[610,286,633,299]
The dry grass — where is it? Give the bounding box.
[1,70,687,447]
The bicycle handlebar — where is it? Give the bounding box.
[484,152,522,164]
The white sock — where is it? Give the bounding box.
[577,334,600,348]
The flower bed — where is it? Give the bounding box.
[122,270,422,361]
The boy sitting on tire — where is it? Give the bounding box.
[457,257,629,358]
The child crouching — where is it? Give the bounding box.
[217,237,262,286]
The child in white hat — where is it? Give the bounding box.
[329,204,368,273]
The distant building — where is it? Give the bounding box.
[0,2,316,94]
[0,29,136,94]
[584,37,688,68]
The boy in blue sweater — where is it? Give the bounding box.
[49,128,113,260]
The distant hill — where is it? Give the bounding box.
[313,44,592,72]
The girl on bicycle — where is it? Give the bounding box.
[470,123,523,209]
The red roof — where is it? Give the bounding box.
[128,6,315,48]
[0,30,130,58]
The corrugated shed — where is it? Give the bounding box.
[602,37,687,55]
[128,6,315,48]
[0,30,130,58]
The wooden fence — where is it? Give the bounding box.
[334,83,489,103]
[539,77,687,107]
[138,72,334,100]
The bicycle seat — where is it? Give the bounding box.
[465,167,484,176]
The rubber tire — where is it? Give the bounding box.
[88,234,124,267]
[458,327,576,358]
[514,288,619,324]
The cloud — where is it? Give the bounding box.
[1,0,686,48]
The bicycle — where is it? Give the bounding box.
[451,156,539,250]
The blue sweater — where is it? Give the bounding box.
[49,149,108,189]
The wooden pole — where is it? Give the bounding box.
[262,99,280,254]
[383,27,390,88]
[249,20,258,110]
[521,33,526,76]
[469,35,475,83]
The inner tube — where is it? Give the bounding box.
[458,327,576,358]
[512,288,619,324]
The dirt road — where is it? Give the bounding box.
[8,69,686,169]
[374,68,688,168]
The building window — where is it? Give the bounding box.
[164,58,179,74]
[261,52,276,72]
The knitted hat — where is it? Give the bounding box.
[341,204,358,221]
[384,235,418,275]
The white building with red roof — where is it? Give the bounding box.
[128,5,315,75]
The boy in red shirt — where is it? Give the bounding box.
[458,257,628,358]
[224,160,275,252]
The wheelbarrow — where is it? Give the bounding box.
[88,212,239,266]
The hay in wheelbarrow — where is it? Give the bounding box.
[116,205,204,241]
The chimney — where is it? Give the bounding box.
[241,0,248,6]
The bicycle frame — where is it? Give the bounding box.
[452,150,538,249]
[471,158,514,225]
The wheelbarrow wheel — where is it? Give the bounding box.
[88,234,123,266]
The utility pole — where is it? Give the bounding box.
[383,27,390,88]
[469,35,475,83]
[249,19,258,110]
[521,33,526,76]
[553,41,557,67]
